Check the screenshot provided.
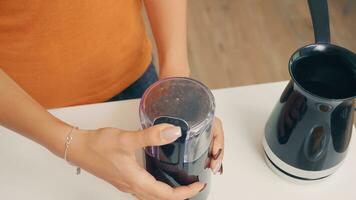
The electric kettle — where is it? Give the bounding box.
[263,0,356,181]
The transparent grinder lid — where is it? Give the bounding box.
[140,77,215,163]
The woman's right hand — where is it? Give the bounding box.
[68,124,205,200]
[0,70,205,199]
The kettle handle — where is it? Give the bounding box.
[307,0,331,43]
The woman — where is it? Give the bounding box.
[0,1,224,199]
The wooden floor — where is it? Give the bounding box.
[145,0,356,122]
[187,0,355,88]
[145,0,355,88]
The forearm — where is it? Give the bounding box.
[0,69,70,157]
[144,0,190,77]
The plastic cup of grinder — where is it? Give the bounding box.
[139,77,215,200]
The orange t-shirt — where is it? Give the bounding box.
[0,0,152,108]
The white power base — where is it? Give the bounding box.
[262,137,341,183]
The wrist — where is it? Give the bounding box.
[63,128,91,165]
[45,123,88,162]
[159,61,191,78]
[40,122,72,158]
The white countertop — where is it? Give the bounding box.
[0,81,355,200]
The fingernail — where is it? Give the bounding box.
[204,158,211,169]
[199,183,207,192]
[213,148,222,160]
[219,163,223,175]
[161,126,181,141]
[213,161,222,175]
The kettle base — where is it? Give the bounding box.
[263,152,330,184]
[262,138,341,183]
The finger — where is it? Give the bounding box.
[132,194,146,200]
[172,182,207,199]
[127,124,182,150]
[115,183,131,193]
[210,118,224,174]
[210,156,223,175]
[130,165,205,200]
[145,181,205,200]
[131,194,139,200]
[211,118,225,158]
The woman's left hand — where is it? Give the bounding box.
[209,117,224,175]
